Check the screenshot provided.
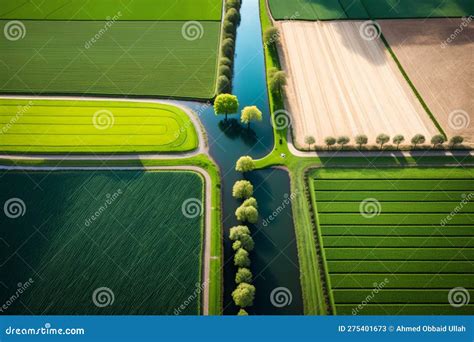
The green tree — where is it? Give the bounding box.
[236,156,255,172]
[411,134,426,148]
[234,248,250,267]
[236,205,259,224]
[219,65,232,79]
[337,136,350,150]
[269,71,287,95]
[237,308,249,316]
[232,282,255,307]
[376,133,390,149]
[431,134,446,147]
[216,75,230,94]
[232,180,253,199]
[449,135,464,148]
[355,134,368,149]
[241,106,263,129]
[232,234,254,251]
[220,57,232,67]
[325,136,336,150]
[235,268,253,284]
[263,27,279,47]
[226,0,241,10]
[225,8,240,24]
[229,225,251,241]
[242,197,258,209]
[393,134,405,149]
[221,38,235,58]
[214,94,238,121]
[304,135,315,150]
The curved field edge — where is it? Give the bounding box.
[0,99,199,153]
[0,153,223,315]
[0,0,223,21]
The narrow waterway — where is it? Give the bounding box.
[180,0,303,315]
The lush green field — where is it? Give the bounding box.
[0,99,198,153]
[0,0,222,20]
[310,168,474,315]
[0,20,220,98]
[0,171,204,314]
[268,0,473,20]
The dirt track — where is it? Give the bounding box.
[380,18,473,145]
[279,21,439,147]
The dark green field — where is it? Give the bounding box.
[269,0,473,20]
[0,20,220,98]
[0,171,204,315]
[0,0,222,20]
[310,168,474,315]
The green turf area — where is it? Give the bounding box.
[0,170,204,314]
[268,0,473,20]
[309,167,474,315]
[0,99,198,153]
[0,0,222,20]
[0,20,220,99]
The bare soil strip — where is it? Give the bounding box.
[279,21,439,147]
[380,19,473,145]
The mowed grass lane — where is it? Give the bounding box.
[0,171,204,314]
[269,0,473,20]
[0,0,222,20]
[0,99,198,153]
[0,21,220,99]
[310,168,474,315]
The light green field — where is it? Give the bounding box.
[0,99,198,153]
[0,0,222,20]
[0,21,220,98]
[310,168,474,315]
[268,0,473,20]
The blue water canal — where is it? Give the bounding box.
[179,0,303,315]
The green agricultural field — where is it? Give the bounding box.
[0,170,204,314]
[0,20,220,98]
[0,99,198,153]
[0,0,222,20]
[310,168,474,315]
[268,0,473,20]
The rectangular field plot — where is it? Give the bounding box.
[279,21,438,147]
[0,171,204,314]
[0,21,220,99]
[310,168,474,315]
[269,0,472,20]
[0,0,222,20]
[0,99,198,153]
